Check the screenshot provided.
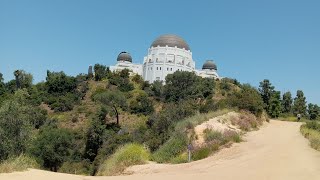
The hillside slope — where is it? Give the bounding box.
[2,120,320,180]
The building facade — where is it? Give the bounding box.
[110,34,219,83]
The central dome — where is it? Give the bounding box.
[150,34,190,51]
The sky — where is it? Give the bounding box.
[0,0,319,104]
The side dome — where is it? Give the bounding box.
[150,34,191,51]
[202,60,217,70]
[117,52,132,62]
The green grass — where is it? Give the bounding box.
[152,133,188,163]
[192,143,220,161]
[300,122,320,151]
[0,154,40,173]
[97,143,150,176]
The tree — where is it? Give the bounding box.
[0,89,46,161]
[229,84,264,116]
[13,70,33,89]
[29,127,73,172]
[94,91,126,125]
[282,91,293,113]
[164,71,202,102]
[129,93,154,115]
[94,64,107,81]
[268,91,282,118]
[84,108,107,162]
[46,71,77,94]
[259,79,275,109]
[0,73,5,96]
[293,90,307,116]
[150,80,164,99]
[308,103,320,120]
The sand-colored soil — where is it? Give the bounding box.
[1,120,320,180]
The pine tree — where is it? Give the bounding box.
[282,91,293,113]
[293,90,307,116]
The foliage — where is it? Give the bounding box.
[0,90,41,161]
[229,84,264,116]
[164,71,214,102]
[268,91,282,118]
[109,69,134,92]
[0,154,40,173]
[151,133,188,163]
[13,70,33,89]
[84,110,107,162]
[282,91,293,113]
[129,92,154,115]
[29,127,74,172]
[301,122,320,151]
[293,90,307,116]
[97,143,150,176]
[94,64,108,81]
[94,90,127,125]
[308,103,320,120]
[259,79,275,109]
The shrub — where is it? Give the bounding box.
[152,133,188,163]
[300,124,320,151]
[223,130,241,143]
[58,160,92,175]
[170,152,188,164]
[192,143,220,161]
[97,143,150,176]
[203,129,223,142]
[0,154,40,173]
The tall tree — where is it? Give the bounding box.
[258,79,275,109]
[268,91,282,118]
[94,91,126,125]
[94,64,107,81]
[282,91,293,113]
[293,90,307,116]
[308,103,320,120]
[13,70,33,89]
[0,73,5,95]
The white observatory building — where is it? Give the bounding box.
[110,34,219,83]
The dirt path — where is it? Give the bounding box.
[1,120,320,180]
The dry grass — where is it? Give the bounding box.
[0,154,40,173]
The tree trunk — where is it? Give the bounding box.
[113,106,119,125]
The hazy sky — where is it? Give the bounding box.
[0,0,319,104]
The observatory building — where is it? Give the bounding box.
[109,34,219,83]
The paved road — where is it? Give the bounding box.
[1,120,320,180]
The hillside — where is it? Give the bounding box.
[0,68,318,177]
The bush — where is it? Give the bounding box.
[58,160,92,175]
[29,127,74,172]
[97,143,150,176]
[192,143,220,161]
[203,129,223,142]
[152,133,188,163]
[301,123,320,151]
[0,154,40,173]
[170,152,188,164]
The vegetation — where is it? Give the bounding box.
[97,143,150,176]
[0,65,317,176]
[0,154,39,173]
[300,122,320,151]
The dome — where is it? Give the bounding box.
[202,60,217,70]
[150,34,191,51]
[117,52,132,62]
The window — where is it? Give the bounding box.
[170,68,172,71]
[160,67,162,70]
[167,68,169,71]
[157,67,158,70]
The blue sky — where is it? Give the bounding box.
[0,0,319,104]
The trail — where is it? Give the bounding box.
[1,120,320,180]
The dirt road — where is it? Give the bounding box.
[1,120,320,180]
